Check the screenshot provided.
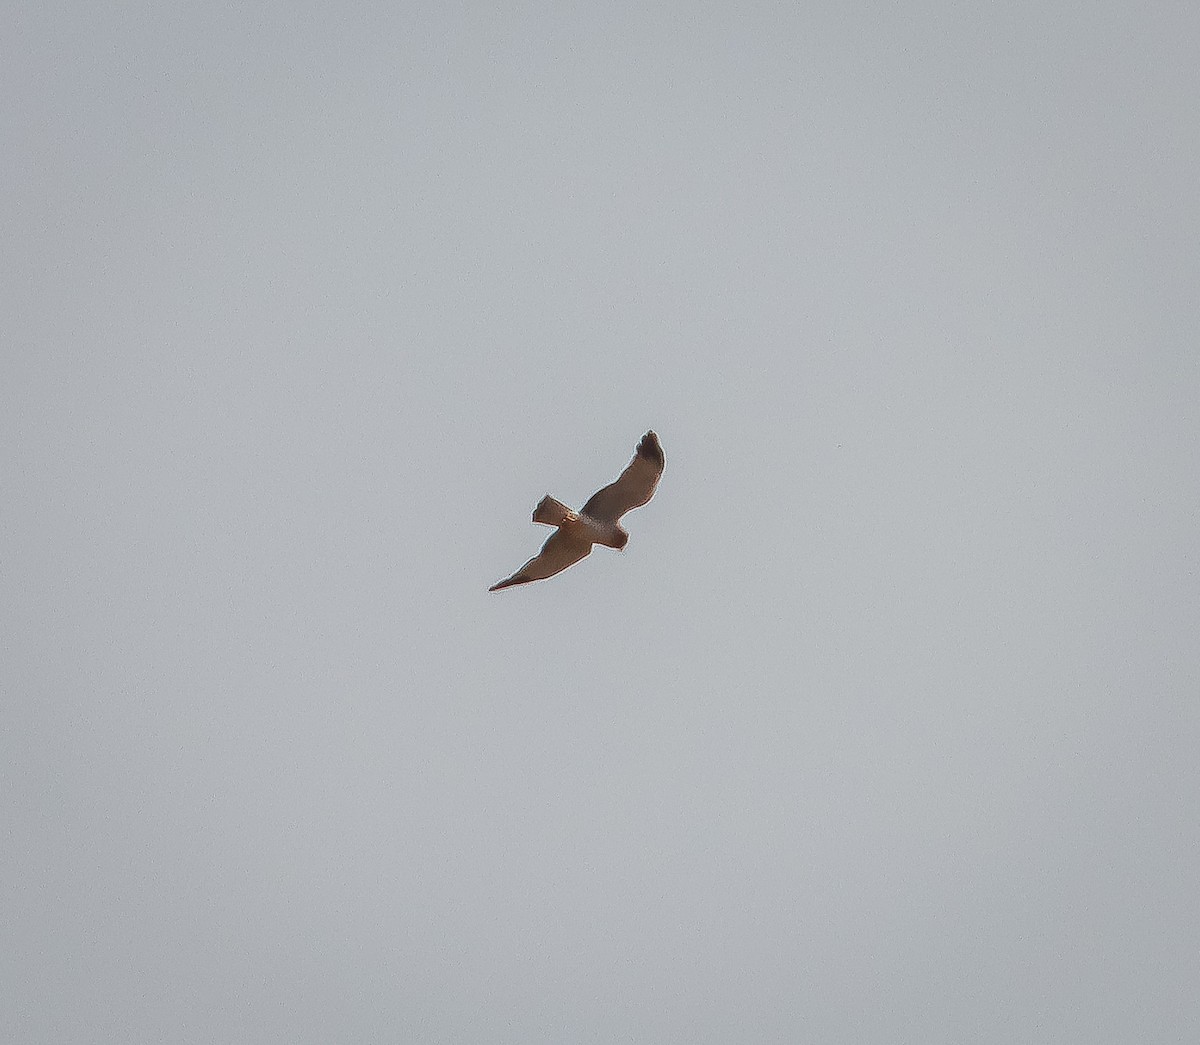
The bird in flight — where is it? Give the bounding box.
[489,431,665,591]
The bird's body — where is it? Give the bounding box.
[489,431,664,591]
[533,496,627,548]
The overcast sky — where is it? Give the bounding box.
[5,3,1199,1043]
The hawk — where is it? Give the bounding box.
[489,431,665,591]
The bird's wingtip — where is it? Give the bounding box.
[637,430,664,467]
[489,576,527,591]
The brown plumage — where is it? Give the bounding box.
[489,431,665,591]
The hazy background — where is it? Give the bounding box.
[5,2,1198,1042]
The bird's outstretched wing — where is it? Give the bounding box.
[581,431,665,523]
[489,530,592,591]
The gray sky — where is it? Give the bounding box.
[5,3,1198,1042]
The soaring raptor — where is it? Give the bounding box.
[489,431,665,591]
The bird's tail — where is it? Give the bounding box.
[532,495,572,527]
